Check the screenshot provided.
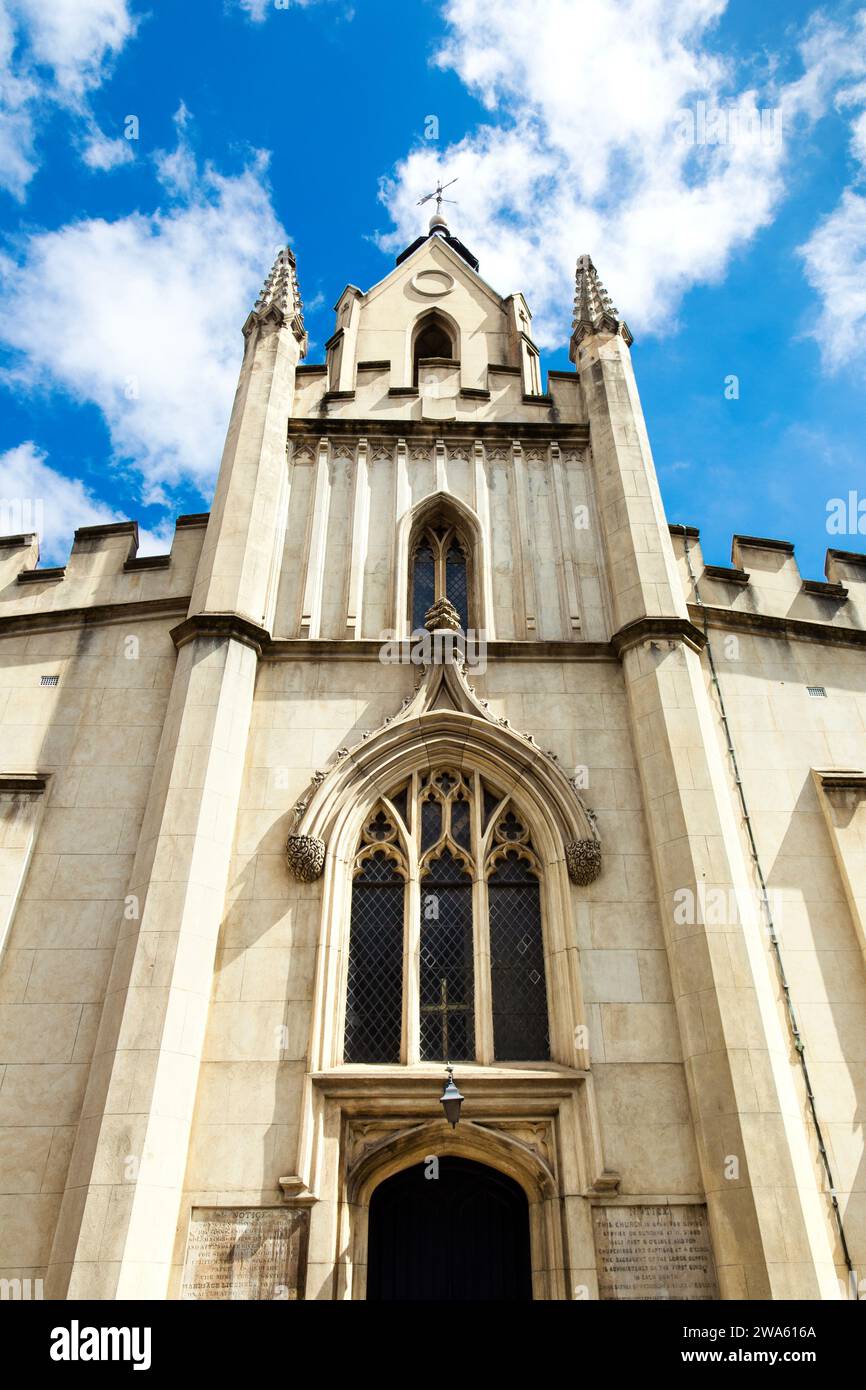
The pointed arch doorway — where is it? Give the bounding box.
[366,1157,532,1301]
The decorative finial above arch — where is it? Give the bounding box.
[424,596,461,632]
[285,656,601,887]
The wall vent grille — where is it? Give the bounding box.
[807,685,827,698]
[40,675,59,687]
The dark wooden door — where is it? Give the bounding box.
[366,1157,532,1301]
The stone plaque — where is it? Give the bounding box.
[592,1204,717,1300]
[181,1206,310,1301]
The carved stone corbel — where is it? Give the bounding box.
[566,838,602,886]
[286,833,326,882]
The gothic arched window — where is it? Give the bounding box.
[413,316,455,381]
[410,525,470,631]
[342,770,550,1065]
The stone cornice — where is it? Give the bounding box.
[814,769,866,793]
[571,316,634,352]
[0,533,36,548]
[688,603,866,650]
[732,533,795,555]
[169,612,271,655]
[286,418,590,443]
[802,579,848,600]
[18,567,65,584]
[0,772,49,793]
[0,596,190,638]
[827,547,866,569]
[310,1063,588,1101]
[611,616,706,657]
[263,637,617,662]
[124,554,171,572]
[702,564,750,586]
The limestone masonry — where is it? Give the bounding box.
[0,217,864,1300]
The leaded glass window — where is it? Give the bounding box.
[445,539,468,628]
[420,847,474,1061]
[488,851,549,1062]
[410,524,470,631]
[342,770,550,1065]
[411,538,436,631]
[344,809,407,1064]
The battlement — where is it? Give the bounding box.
[0,513,209,625]
[668,525,866,636]
[293,358,583,424]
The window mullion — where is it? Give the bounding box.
[474,875,493,1064]
[435,537,446,603]
[405,770,420,1064]
[472,771,494,1064]
[404,872,421,1064]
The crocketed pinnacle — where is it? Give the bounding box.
[570,254,632,356]
[245,245,307,350]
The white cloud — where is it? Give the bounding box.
[380,0,865,349]
[10,0,136,100]
[796,12,866,367]
[153,102,197,196]
[0,123,286,508]
[0,441,118,557]
[0,0,138,198]
[0,440,175,564]
[799,190,866,368]
[784,11,866,122]
[0,3,39,198]
[236,0,322,19]
[80,124,134,172]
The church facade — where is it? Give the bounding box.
[1,212,865,1301]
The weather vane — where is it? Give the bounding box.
[417,177,458,217]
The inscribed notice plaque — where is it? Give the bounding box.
[181,1207,310,1301]
[592,1204,718,1300]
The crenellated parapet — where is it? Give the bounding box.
[293,355,585,424]
[668,524,866,638]
[0,514,209,625]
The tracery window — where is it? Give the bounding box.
[343,769,550,1065]
[410,525,469,631]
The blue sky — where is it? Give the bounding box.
[1,0,866,579]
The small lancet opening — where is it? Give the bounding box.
[413,316,456,382]
[410,524,470,631]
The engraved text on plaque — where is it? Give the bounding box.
[181,1206,310,1300]
[592,1204,718,1300]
